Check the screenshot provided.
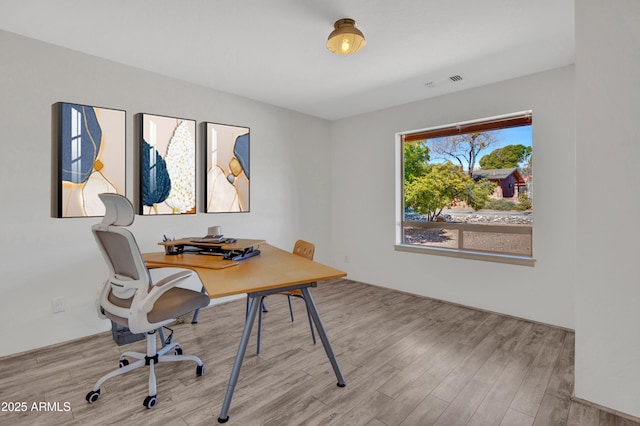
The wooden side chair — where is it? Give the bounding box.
[251,240,317,354]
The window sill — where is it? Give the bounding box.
[394,244,536,267]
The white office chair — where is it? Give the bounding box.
[85,193,210,409]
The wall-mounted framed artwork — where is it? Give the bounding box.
[139,114,196,215]
[204,122,250,213]
[55,102,126,218]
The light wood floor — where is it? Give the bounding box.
[0,279,638,426]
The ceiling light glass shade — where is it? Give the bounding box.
[326,18,366,55]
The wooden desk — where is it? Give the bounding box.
[142,244,347,423]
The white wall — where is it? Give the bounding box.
[575,0,640,418]
[330,66,576,329]
[0,31,332,357]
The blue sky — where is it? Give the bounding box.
[493,125,532,150]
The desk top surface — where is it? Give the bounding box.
[142,244,346,298]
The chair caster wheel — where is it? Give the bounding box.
[174,347,183,355]
[119,358,129,368]
[196,365,205,376]
[86,389,101,403]
[143,395,157,409]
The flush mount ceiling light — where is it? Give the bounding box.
[326,18,366,55]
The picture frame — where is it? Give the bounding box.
[55,102,126,218]
[204,122,250,213]
[139,113,196,215]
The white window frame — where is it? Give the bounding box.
[394,111,535,266]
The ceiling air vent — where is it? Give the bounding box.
[449,75,463,82]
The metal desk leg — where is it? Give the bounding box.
[218,294,262,423]
[300,287,346,387]
[191,286,207,324]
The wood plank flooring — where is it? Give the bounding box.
[0,279,638,425]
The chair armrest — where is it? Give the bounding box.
[141,269,196,313]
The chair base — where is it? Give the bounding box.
[86,329,204,408]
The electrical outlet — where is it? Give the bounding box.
[344,255,349,263]
[52,296,66,313]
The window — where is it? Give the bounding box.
[396,111,534,266]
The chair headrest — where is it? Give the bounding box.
[98,193,135,226]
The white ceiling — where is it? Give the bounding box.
[0,0,574,120]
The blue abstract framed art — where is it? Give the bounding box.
[139,113,196,215]
[56,102,126,218]
[204,122,250,213]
